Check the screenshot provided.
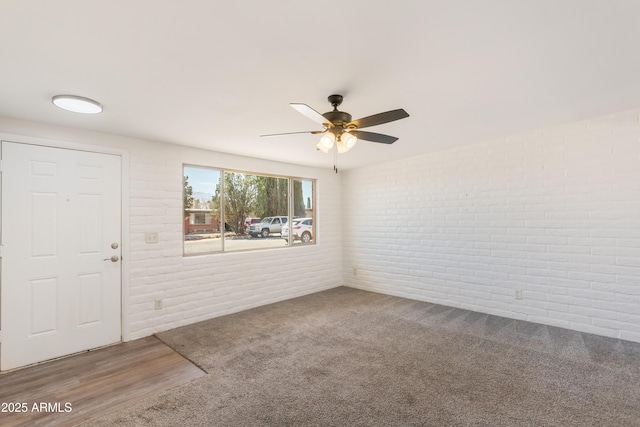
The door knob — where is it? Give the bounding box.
[104,255,119,262]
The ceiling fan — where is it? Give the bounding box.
[261,94,410,155]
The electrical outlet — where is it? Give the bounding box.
[145,232,159,244]
[155,299,162,310]
[515,290,523,300]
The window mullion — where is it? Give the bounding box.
[288,177,293,247]
[220,170,225,252]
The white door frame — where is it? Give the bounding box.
[0,133,130,355]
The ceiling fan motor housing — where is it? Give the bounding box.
[322,110,353,129]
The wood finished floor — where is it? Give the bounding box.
[0,336,206,427]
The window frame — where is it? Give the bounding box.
[182,164,316,256]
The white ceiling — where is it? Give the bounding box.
[1,1,638,170]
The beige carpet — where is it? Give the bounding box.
[82,287,640,426]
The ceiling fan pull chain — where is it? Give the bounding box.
[334,146,338,173]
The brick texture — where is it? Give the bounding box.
[126,146,343,339]
[342,109,640,342]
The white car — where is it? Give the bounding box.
[248,216,288,238]
[282,217,313,243]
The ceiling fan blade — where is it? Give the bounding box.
[347,109,409,129]
[290,103,334,128]
[350,130,398,144]
[260,130,325,137]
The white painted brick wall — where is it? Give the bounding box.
[0,117,343,340]
[125,145,343,339]
[342,109,640,343]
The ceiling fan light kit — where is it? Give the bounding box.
[261,94,409,158]
[337,131,357,153]
[317,132,336,153]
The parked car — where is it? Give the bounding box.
[282,217,313,243]
[244,218,261,230]
[248,216,288,238]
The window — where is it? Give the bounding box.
[183,165,315,255]
[193,213,207,224]
[290,178,315,245]
[183,166,222,255]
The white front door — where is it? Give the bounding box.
[1,141,122,371]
